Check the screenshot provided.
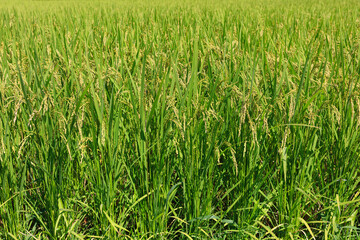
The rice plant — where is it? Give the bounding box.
[0,0,359,239]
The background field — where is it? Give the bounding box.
[1,0,360,239]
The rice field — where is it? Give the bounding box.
[0,0,360,239]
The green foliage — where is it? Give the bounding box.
[0,0,359,239]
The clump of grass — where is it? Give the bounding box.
[0,0,360,239]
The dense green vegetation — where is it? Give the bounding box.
[1,0,360,239]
